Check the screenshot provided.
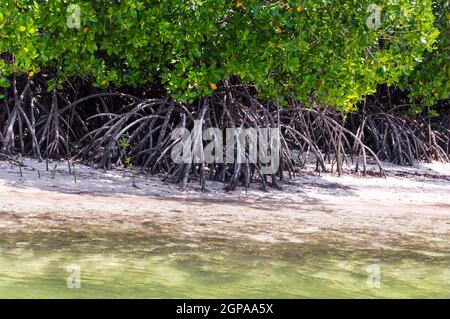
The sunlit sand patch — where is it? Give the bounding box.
[0,158,449,298]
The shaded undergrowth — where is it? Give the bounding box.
[1,77,448,190]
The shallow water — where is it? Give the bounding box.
[0,230,449,298]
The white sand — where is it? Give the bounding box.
[0,158,449,250]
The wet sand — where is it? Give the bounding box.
[0,158,449,253]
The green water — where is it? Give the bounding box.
[0,230,449,298]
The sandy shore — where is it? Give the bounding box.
[0,158,449,253]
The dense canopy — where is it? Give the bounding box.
[0,0,448,109]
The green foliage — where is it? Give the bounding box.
[119,137,132,167]
[119,137,130,152]
[0,0,447,109]
[398,0,449,106]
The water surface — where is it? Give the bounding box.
[0,230,449,298]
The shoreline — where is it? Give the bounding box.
[0,158,449,251]
[1,157,449,298]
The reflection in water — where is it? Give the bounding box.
[0,230,449,298]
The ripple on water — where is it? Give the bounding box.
[0,229,449,298]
